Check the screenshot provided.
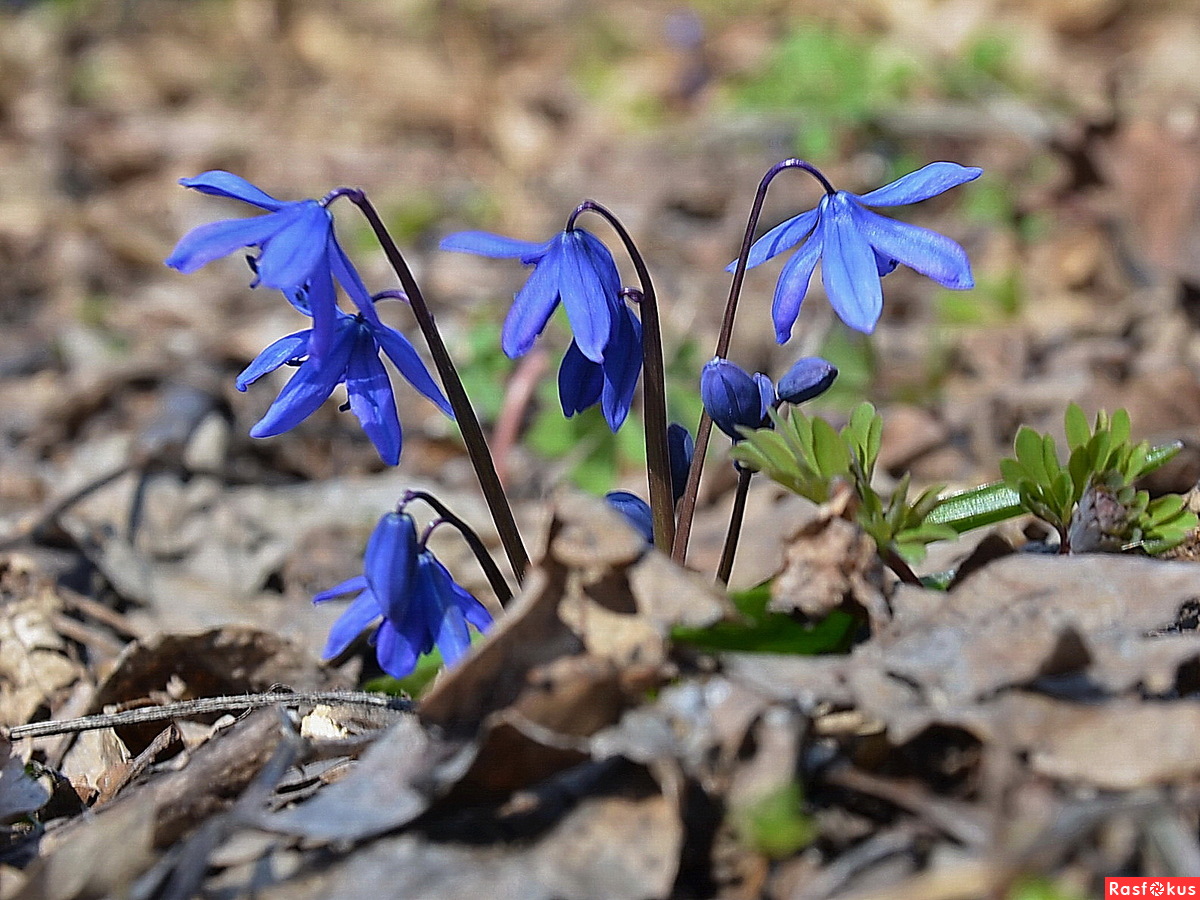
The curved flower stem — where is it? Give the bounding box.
[569,200,675,552]
[344,192,529,585]
[402,490,514,606]
[672,159,827,566]
[715,467,753,585]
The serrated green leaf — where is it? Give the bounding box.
[1064,402,1090,450]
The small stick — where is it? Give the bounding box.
[5,690,412,741]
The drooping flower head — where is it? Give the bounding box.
[776,356,838,405]
[166,171,372,358]
[701,355,838,443]
[731,161,981,340]
[315,510,493,678]
[558,302,643,432]
[701,358,775,441]
[440,227,620,364]
[236,263,451,465]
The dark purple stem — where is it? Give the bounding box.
[569,201,675,552]
[342,191,529,585]
[403,490,513,606]
[715,467,752,584]
[672,159,830,566]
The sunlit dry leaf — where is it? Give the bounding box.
[771,504,888,627]
[0,556,83,728]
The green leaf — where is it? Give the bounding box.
[1041,432,1063,482]
[1145,440,1182,473]
[1015,426,1047,482]
[1110,407,1131,448]
[1067,446,1091,497]
[926,481,1025,533]
[672,582,857,654]
[1064,402,1090,450]
[811,417,850,476]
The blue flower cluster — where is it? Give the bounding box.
[167,172,451,464]
[314,511,492,678]
[701,355,838,440]
[166,157,980,680]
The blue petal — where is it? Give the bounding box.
[439,230,550,263]
[558,230,614,364]
[819,194,883,334]
[501,243,561,358]
[452,581,493,633]
[374,620,423,679]
[667,423,694,503]
[854,162,982,208]
[754,373,775,420]
[604,491,654,543]
[255,201,334,291]
[304,263,340,361]
[701,357,770,440]
[417,555,472,667]
[364,511,420,624]
[430,555,492,634]
[777,357,838,404]
[577,229,622,299]
[850,206,974,289]
[165,214,290,273]
[249,319,356,437]
[558,341,604,416]
[236,329,311,391]
[320,590,381,659]
[873,249,898,277]
[728,206,820,272]
[328,234,382,326]
[771,234,823,343]
[371,323,455,418]
[314,574,369,604]
[179,171,287,211]
[600,306,642,432]
[344,332,402,466]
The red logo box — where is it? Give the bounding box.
[1106,878,1200,896]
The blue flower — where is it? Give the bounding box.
[237,264,451,465]
[776,356,838,404]
[604,423,694,542]
[557,302,643,431]
[167,171,334,293]
[732,162,981,339]
[701,358,775,441]
[314,511,493,678]
[440,228,620,363]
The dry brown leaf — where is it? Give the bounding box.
[0,555,84,728]
[770,501,888,627]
